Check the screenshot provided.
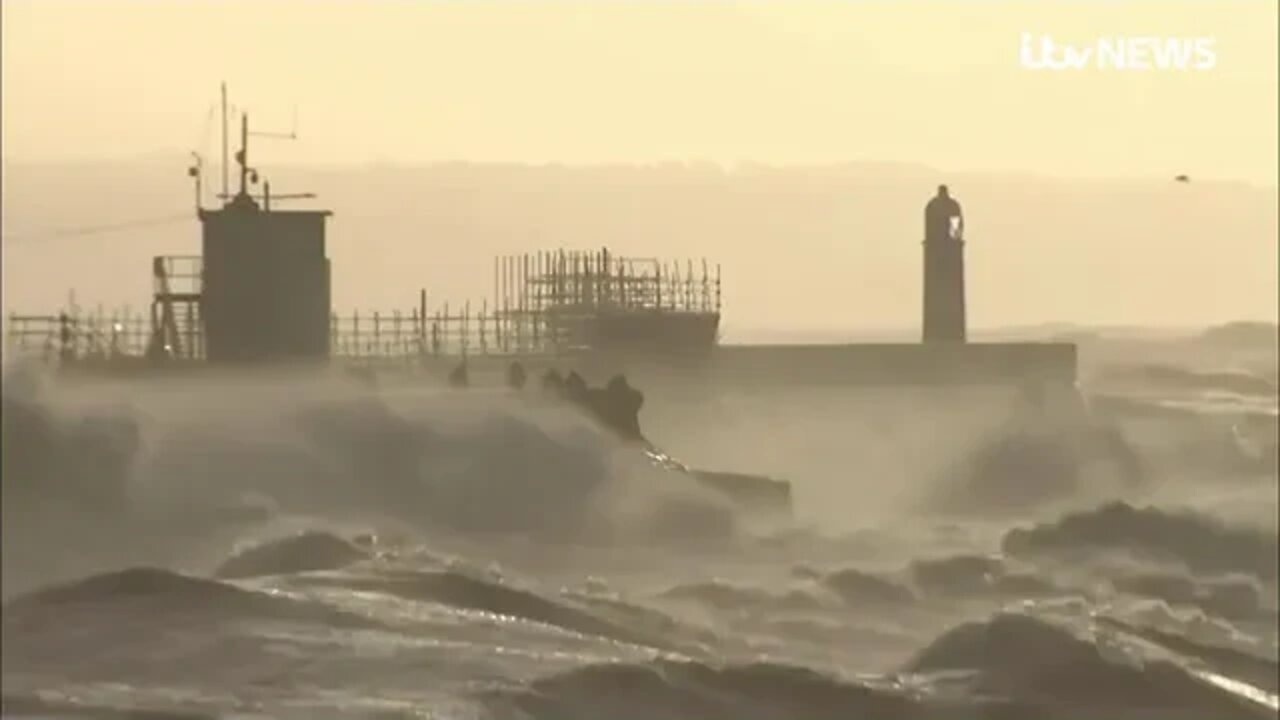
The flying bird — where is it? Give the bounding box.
[1174,174,1190,183]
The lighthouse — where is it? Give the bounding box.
[922,185,967,344]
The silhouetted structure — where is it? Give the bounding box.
[532,369,792,518]
[489,248,721,355]
[1,89,1078,389]
[563,371,589,404]
[449,360,470,388]
[506,361,527,390]
[922,185,967,344]
[149,110,331,364]
[541,368,564,394]
[595,374,645,441]
[543,369,646,442]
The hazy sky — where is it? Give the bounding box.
[3,0,1277,185]
[2,1,1276,332]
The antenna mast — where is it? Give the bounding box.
[220,82,229,199]
[239,113,250,196]
[216,94,314,206]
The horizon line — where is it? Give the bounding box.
[2,153,1274,189]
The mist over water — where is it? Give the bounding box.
[2,328,1277,719]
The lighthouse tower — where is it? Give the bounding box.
[922,185,967,343]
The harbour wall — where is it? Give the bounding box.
[424,341,1079,389]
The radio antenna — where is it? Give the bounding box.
[220,82,229,199]
[214,102,314,207]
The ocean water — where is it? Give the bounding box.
[2,328,1277,720]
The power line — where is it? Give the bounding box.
[0,213,194,243]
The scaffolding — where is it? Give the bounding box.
[492,248,722,353]
[330,248,722,362]
[4,87,724,371]
[6,247,724,368]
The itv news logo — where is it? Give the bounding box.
[1019,33,1217,71]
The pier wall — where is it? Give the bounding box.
[416,341,1078,389]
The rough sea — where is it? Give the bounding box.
[3,324,1277,720]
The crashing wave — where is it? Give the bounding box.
[906,610,1276,719]
[214,531,372,579]
[1003,501,1279,581]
